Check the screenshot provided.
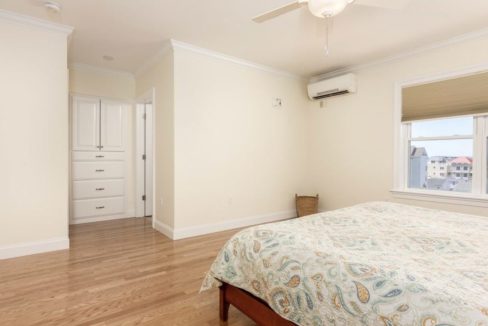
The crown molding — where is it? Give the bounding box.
[134,42,173,77]
[135,39,303,80]
[70,63,135,79]
[0,9,73,35]
[311,27,488,82]
[169,39,303,80]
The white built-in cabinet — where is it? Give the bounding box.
[72,97,127,152]
[70,95,129,223]
[72,97,100,151]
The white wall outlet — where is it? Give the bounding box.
[272,98,283,108]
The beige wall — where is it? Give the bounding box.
[3,10,486,255]
[308,34,488,217]
[69,65,137,219]
[134,46,310,232]
[172,48,310,229]
[136,51,175,228]
[0,18,71,247]
[69,65,135,100]
[134,34,488,236]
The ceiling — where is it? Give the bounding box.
[1,0,488,77]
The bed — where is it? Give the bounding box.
[201,202,488,326]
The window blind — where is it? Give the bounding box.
[402,71,488,122]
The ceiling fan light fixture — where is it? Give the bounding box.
[308,0,351,17]
[43,1,62,13]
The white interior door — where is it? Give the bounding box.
[100,101,127,152]
[135,103,154,217]
[144,103,153,216]
[135,104,145,217]
[72,96,100,151]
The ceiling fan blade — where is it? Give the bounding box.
[353,0,411,10]
[253,0,308,23]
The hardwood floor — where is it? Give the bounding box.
[0,218,255,325]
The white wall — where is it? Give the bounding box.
[308,33,488,217]
[0,14,72,257]
[172,47,310,231]
[69,65,137,219]
[136,51,175,229]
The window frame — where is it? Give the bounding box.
[392,65,488,207]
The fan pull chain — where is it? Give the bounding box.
[324,17,331,55]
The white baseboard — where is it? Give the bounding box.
[0,237,69,260]
[153,210,296,240]
[70,209,136,225]
[154,220,174,239]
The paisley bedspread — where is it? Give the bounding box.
[201,202,488,326]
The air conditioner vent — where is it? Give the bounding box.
[313,90,350,100]
[308,73,356,100]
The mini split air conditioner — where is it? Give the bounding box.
[307,73,356,100]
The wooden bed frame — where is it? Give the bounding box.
[219,282,296,326]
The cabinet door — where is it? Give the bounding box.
[100,101,127,152]
[72,96,100,151]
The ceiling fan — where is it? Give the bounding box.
[253,0,410,22]
[253,0,410,54]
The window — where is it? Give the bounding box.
[404,115,488,196]
[395,70,488,205]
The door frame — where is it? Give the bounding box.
[135,88,156,227]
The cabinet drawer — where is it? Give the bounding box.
[72,151,124,161]
[73,197,124,218]
[73,180,124,199]
[73,162,124,180]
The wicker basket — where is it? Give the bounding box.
[295,194,319,217]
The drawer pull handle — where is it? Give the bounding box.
[95,169,105,172]
[95,188,105,191]
[96,206,105,209]
[95,155,105,158]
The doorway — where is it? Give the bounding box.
[136,89,155,221]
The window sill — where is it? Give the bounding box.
[390,189,488,208]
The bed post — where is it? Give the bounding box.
[219,284,230,322]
